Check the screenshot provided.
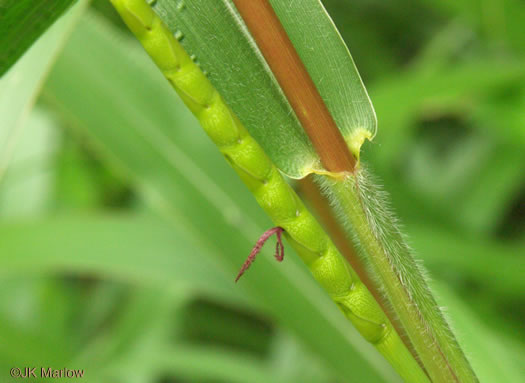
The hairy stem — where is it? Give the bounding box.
[299,176,423,370]
[317,169,478,383]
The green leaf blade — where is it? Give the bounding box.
[151,0,375,178]
[0,0,87,181]
[0,0,76,76]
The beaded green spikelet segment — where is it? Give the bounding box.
[110,1,429,381]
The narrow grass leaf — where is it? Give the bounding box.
[0,0,87,181]
[0,0,77,76]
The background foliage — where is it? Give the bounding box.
[0,0,523,381]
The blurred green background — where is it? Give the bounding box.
[0,0,523,382]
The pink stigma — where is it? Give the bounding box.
[235,227,285,282]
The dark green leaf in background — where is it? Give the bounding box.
[0,0,86,184]
[0,0,77,76]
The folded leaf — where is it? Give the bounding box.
[151,0,376,178]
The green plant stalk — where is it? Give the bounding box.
[110,1,429,381]
[317,170,478,382]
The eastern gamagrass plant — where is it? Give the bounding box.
[110,0,478,382]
